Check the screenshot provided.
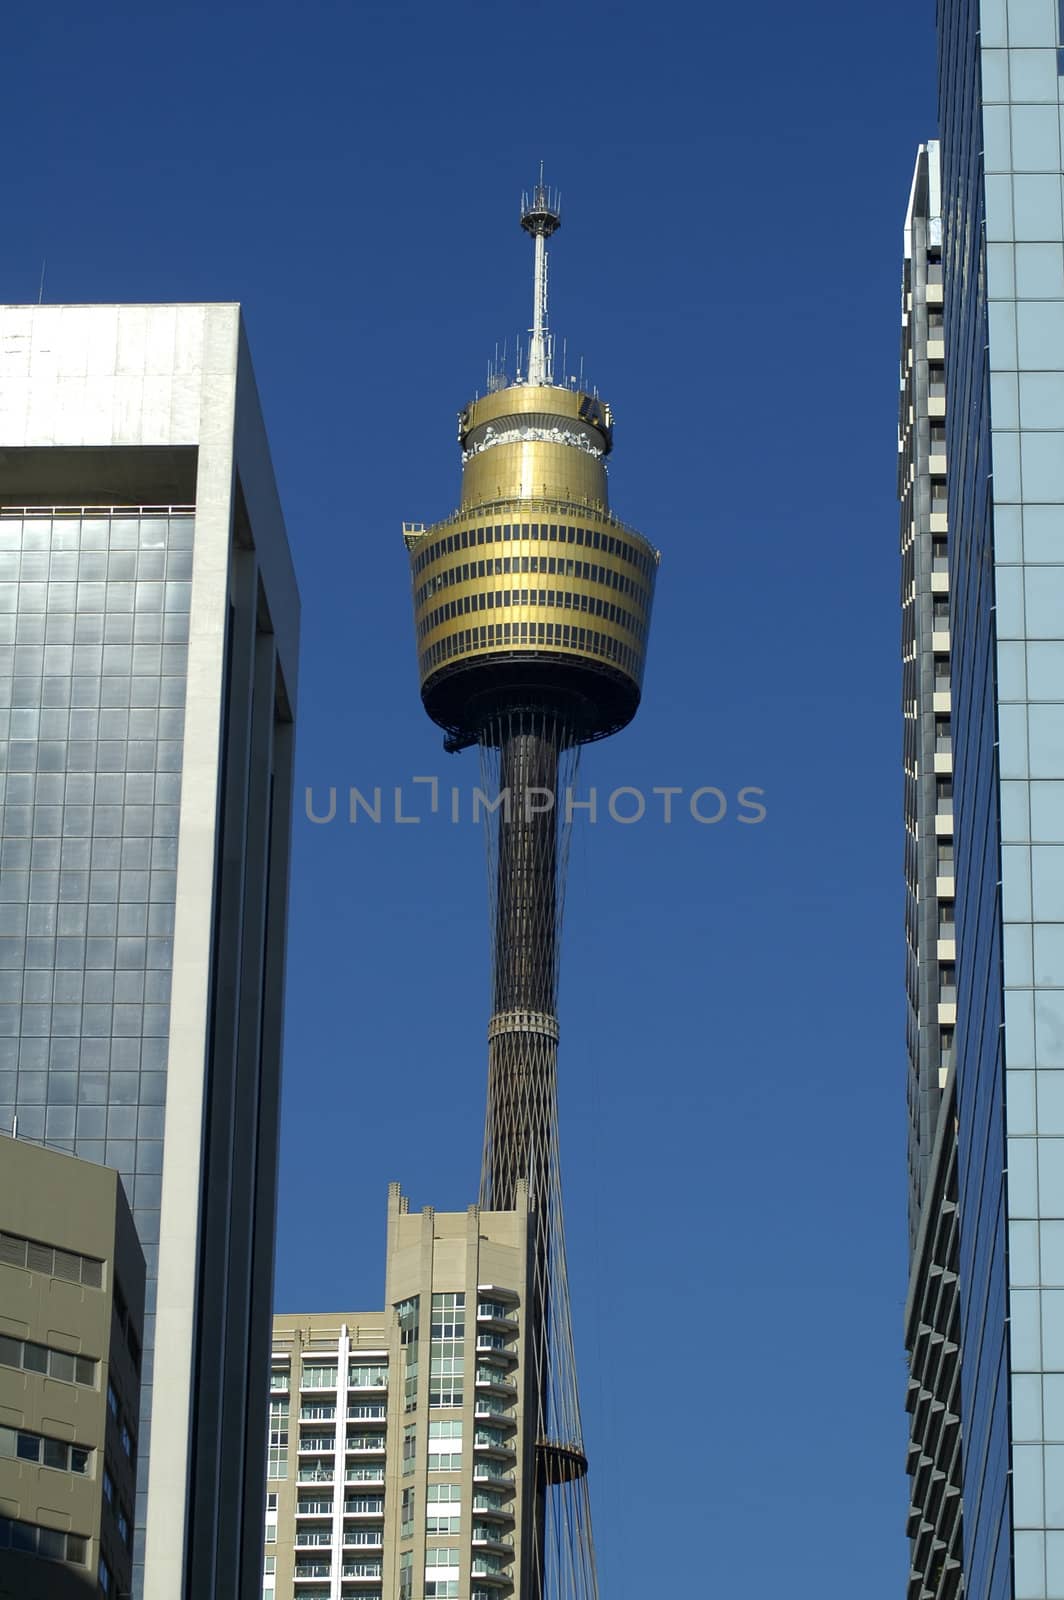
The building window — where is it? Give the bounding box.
[270,1368,289,1391]
[398,1296,420,1414]
[348,1363,387,1389]
[428,1483,462,1531]
[0,1230,104,1288]
[430,1293,465,1409]
[427,1419,462,1471]
[402,1423,416,1477]
[0,1336,96,1387]
[301,1364,338,1389]
[0,1515,88,1566]
[425,1548,461,1569]
[401,1487,414,1538]
[0,1425,91,1475]
[399,1550,413,1600]
[99,1555,114,1593]
[268,1398,289,1480]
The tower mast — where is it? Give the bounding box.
[522,166,561,387]
[405,174,659,1600]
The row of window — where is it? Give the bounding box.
[0,1227,104,1285]
[0,1424,91,1475]
[0,545,192,580]
[0,676,187,714]
[102,1465,133,1548]
[416,586,647,649]
[0,1333,96,1387]
[107,1377,136,1462]
[296,1495,383,1516]
[0,1514,87,1565]
[410,520,656,581]
[420,620,644,683]
[0,580,193,615]
[300,1363,387,1388]
[415,552,652,612]
[111,1271,141,1371]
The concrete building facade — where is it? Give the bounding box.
[0,302,300,1599]
[263,1185,529,1600]
[0,1132,144,1599]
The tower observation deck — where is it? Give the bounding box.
[404,175,659,1600]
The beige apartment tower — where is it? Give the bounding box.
[0,1132,145,1599]
[263,1186,529,1600]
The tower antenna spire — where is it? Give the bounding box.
[521,165,561,386]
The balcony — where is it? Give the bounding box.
[474,1429,517,1460]
[475,1335,518,1363]
[476,1367,517,1394]
[473,1495,515,1520]
[474,1400,516,1428]
[299,1436,337,1455]
[345,1466,385,1484]
[295,1531,334,1548]
[471,1556,514,1587]
[294,1563,332,1580]
[347,1403,386,1421]
[298,1467,335,1484]
[346,1435,386,1455]
[473,1464,515,1488]
[477,1302,518,1330]
[473,1525,515,1554]
[344,1532,384,1549]
[342,1561,382,1580]
[297,1501,335,1518]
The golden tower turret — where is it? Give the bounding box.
[405,176,657,752]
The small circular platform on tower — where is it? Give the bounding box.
[520,180,561,238]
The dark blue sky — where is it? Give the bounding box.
[5,2,940,1593]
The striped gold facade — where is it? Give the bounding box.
[406,383,657,747]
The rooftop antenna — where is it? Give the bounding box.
[520,163,561,386]
[37,259,46,305]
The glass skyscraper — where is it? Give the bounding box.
[0,303,300,1600]
[903,4,1064,1597]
